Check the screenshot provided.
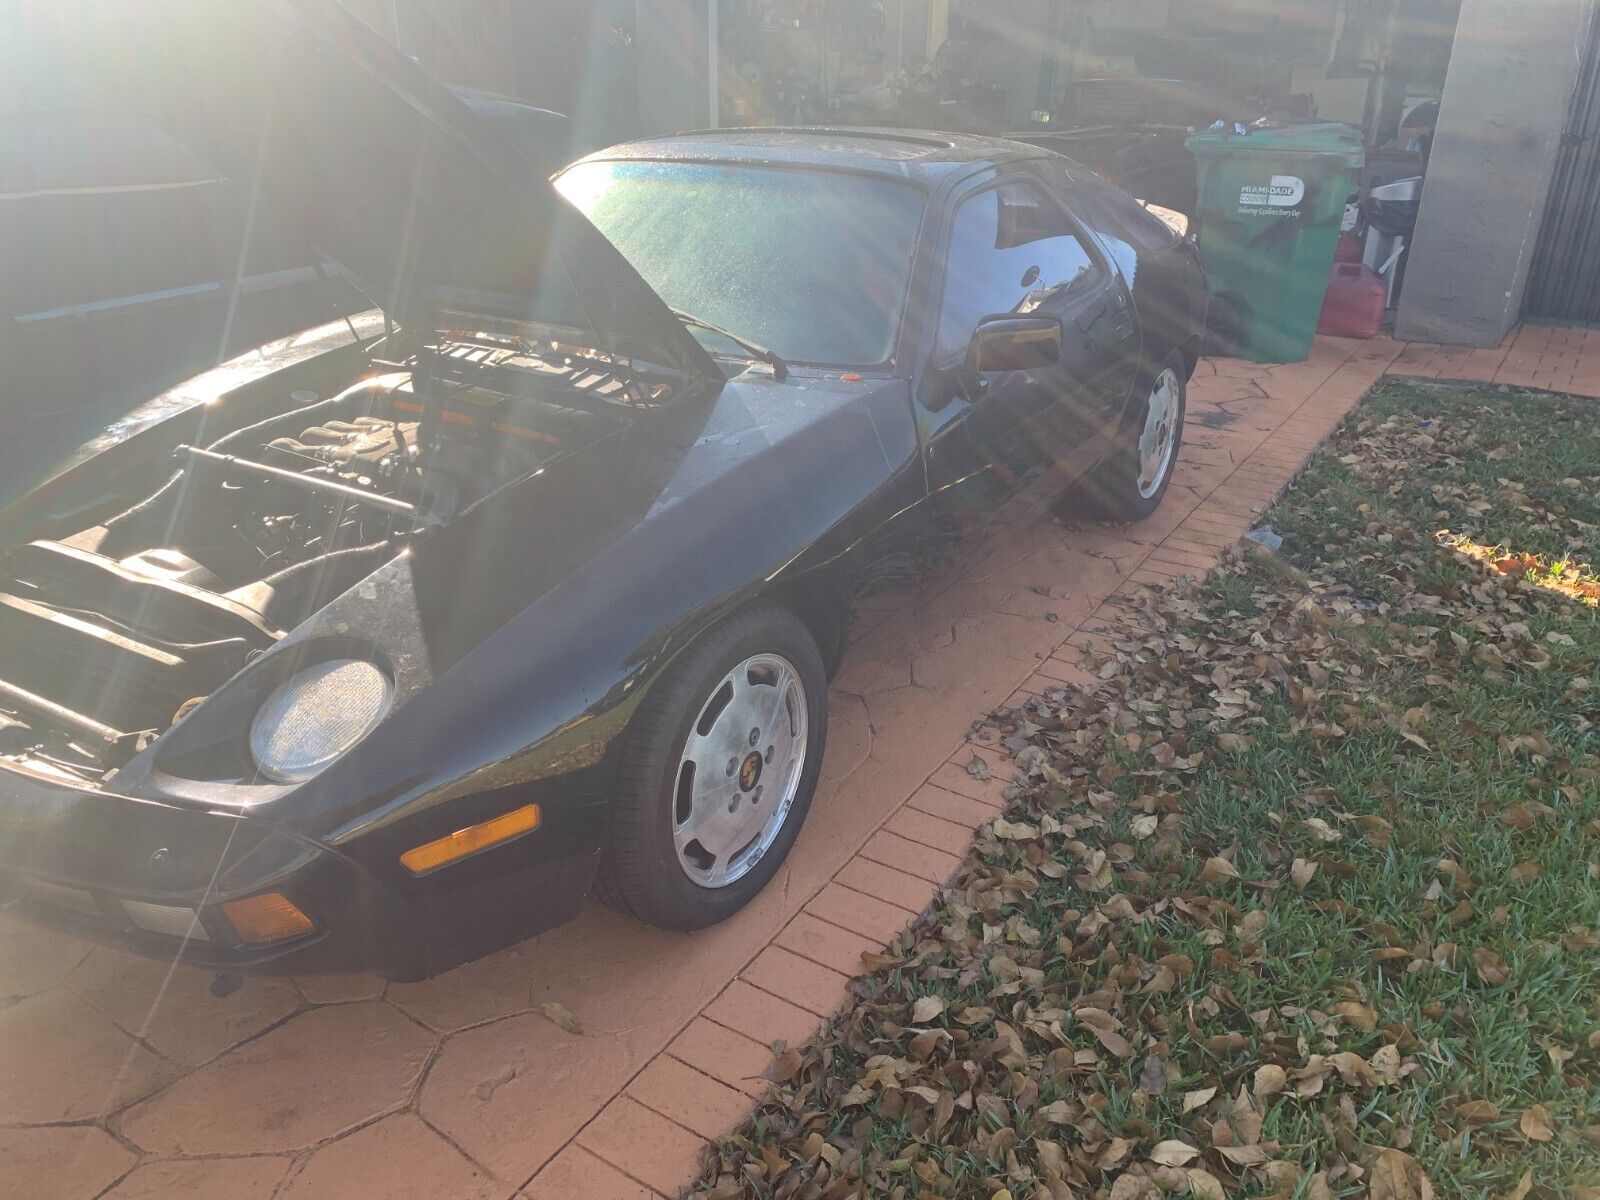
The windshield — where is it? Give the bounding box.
[556,161,925,368]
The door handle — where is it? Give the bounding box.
[1111,293,1135,339]
[1074,305,1107,336]
[1077,300,1132,344]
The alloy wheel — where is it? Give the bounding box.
[1137,367,1182,498]
[672,652,809,888]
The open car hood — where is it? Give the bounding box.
[95,0,717,380]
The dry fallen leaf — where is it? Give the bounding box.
[1500,804,1535,831]
[1230,1087,1264,1145]
[1254,1064,1287,1099]
[1509,859,1543,884]
[1367,1147,1435,1200]
[911,995,946,1024]
[1369,1043,1403,1084]
[1237,909,1270,940]
[1518,1103,1554,1142]
[1291,857,1318,889]
[1216,1144,1268,1166]
[1199,856,1241,884]
[1089,1024,1134,1057]
[1183,1086,1218,1112]
[1185,1168,1228,1200]
[1474,947,1511,985]
[1137,1052,1169,1095]
[991,817,1039,841]
[1328,1051,1377,1087]
[1148,1140,1199,1167]
[763,1047,803,1083]
[1304,817,1342,843]
[758,1143,789,1177]
[540,1002,583,1035]
[1335,1000,1379,1033]
[1037,1099,1075,1125]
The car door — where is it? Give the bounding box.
[917,170,1139,524]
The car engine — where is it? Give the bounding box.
[0,334,635,782]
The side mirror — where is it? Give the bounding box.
[918,315,1064,414]
[919,360,966,413]
[970,315,1062,373]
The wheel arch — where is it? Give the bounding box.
[633,573,852,724]
[1139,321,1202,384]
[759,574,852,680]
[1174,333,1202,380]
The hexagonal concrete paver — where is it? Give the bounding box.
[816,691,872,790]
[419,1006,635,1182]
[0,1125,138,1200]
[386,941,536,1033]
[0,912,96,1004]
[119,1001,434,1156]
[293,973,387,1004]
[0,988,173,1122]
[281,1113,498,1199]
[68,948,302,1067]
[101,1155,292,1199]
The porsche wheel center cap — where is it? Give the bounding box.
[739,751,763,791]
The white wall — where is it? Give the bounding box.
[1397,0,1600,344]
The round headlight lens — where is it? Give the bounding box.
[249,659,393,784]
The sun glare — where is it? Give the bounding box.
[1441,532,1600,606]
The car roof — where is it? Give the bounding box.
[576,127,1053,184]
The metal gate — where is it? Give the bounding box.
[1525,3,1600,324]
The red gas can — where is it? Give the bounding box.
[1317,263,1387,339]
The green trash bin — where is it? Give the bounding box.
[1187,123,1365,363]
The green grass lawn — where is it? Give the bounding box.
[696,381,1600,1200]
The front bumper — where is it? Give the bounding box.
[1,863,398,976]
[0,764,597,981]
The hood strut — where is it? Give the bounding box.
[175,446,426,522]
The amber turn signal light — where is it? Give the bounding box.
[400,804,541,875]
[221,892,315,944]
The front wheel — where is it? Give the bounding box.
[1078,350,1187,522]
[597,604,828,930]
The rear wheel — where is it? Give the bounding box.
[1078,349,1186,522]
[597,604,827,929]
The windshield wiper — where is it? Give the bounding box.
[670,308,789,381]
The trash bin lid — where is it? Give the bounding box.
[1186,122,1365,169]
[1368,175,1423,202]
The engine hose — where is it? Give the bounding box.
[261,540,393,589]
[259,541,394,624]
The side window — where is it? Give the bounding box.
[935,178,1101,360]
[1060,164,1186,251]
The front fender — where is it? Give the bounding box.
[117,374,922,899]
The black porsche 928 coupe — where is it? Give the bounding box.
[0,0,1206,980]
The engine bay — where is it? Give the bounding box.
[0,331,648,783]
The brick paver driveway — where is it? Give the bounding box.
[6,331,1593,1199]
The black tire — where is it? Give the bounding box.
[596,603,828,930]
[1078,349,1187,523]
